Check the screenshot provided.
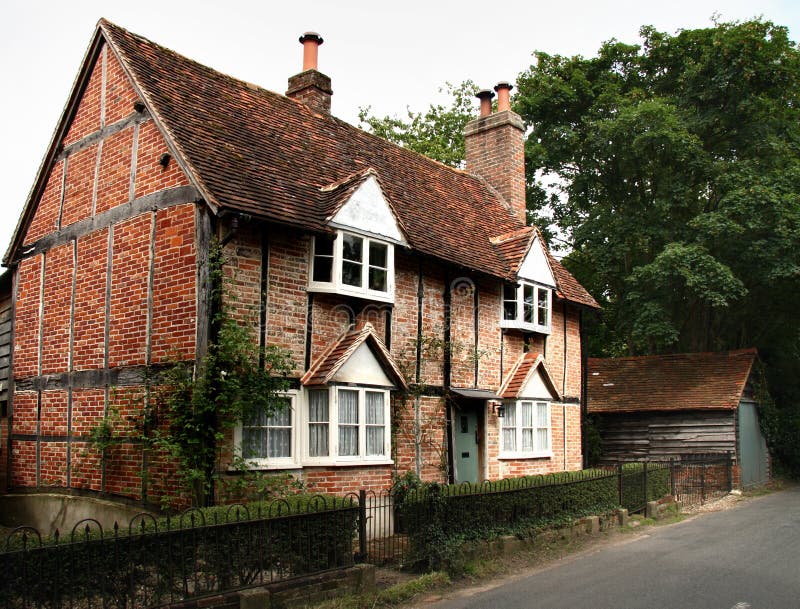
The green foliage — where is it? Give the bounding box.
[394,465,671,572]
[0,495,357,607]
[359,81,478,168]
[516,18,800,472]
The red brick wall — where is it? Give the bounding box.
[152,204,197,362]
[10,41,197,505]
[96,127,135,214]
[74,229,109,370]
[265,231,309,377]
[303,465,392,494]
[25,160,63,244]
[105,46,140,125]
[61,144,98,227]
[41,244,73,375]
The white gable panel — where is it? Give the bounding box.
[518,237,556,287]
[519,367,558,399]
[330,176,406,243]
[331,342,394,386]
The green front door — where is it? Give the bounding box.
[454,411,479,483]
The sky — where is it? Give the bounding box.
[2,0,799,261]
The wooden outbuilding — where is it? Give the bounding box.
[587,349,770,487]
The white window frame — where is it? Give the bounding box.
[301,386,393,466]
[499,399,553,459]
[233,391,299,470]
[309,231,395,303]
[500,281,552,334]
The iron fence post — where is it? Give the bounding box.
[356,489,367,563]
[617,462,623,507]
[670,458,676,497]
[726,452,733,492]
[643,460,648,503]
[700,465,706,504]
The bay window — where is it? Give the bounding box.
[310,231,394,302]
[305,387,391,463]
[237,395,296,468]
[501,281,551,333]
[500,400,551,458]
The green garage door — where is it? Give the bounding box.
[738,401,769,487]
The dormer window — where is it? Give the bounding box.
[310,231,394,302]
[501,281,551,333]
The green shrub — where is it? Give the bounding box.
[0,494,357,607]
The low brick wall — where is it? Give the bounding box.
[164,565,375,609]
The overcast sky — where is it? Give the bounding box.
[2,0,799,261]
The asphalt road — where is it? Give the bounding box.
[421,486,800,609]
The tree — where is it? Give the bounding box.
[358,81,478,168]
[515,18,800,473]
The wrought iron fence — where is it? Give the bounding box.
[0,456,734,607]
[1,496,358,609]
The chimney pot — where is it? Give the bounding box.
[299,32,324,71]
[494,82,513,112]
[476,89,495,117]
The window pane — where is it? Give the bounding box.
[536,402,548,427]
[537,428,549,450]
[366,392,384,424]
[267,400,291,427]
[369,242,387,268]
[503,284,516,301]
[504,403,516,425]
[268,428,291,458]
[339,427,359,456]
[313,236,334,283]
[522,429,534,451]
[309,391,329,457]
[339,390,359,424]
[313,257,333,282]
[367,427,385,456]
[315,235,334,257]
[522,402,534,427]
[523,284,534,323]
[369,268,387,291]
[502,428,516,451]
[338,389,359,456]
[309,424,329,457]
[537,288,549,326]
[342,261,362,287]
[342,234,363,262]
[243,428,266,459]
[309,391,329,422]
[503,300,517,321]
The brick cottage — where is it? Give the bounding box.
[2,20,598,506]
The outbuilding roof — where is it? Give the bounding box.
[587,349,758,413]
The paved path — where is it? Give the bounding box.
[420,487,800,609]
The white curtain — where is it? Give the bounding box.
[365,391,385,456]
[522,401,534,451]
[338,389,359,456]
[267,404,291,458]
[537,402,549,450]
[308,390,329,457]
[502,403,516,451]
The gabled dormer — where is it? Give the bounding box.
[494,229,556,334]
[310,170,407,303]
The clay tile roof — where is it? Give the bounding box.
[301,322,408,390]
[544,249,599,309]
[98,20,526,279]
[587,348,758,413]
[498,351,561,400]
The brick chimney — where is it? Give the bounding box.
[286,32,332,114]
[465,82,526,223]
